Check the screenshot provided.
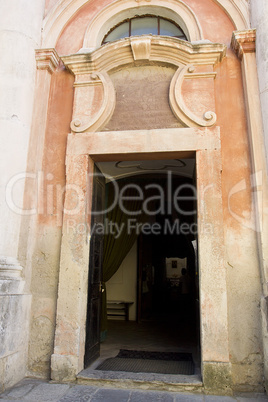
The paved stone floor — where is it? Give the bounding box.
[0,379,268,402]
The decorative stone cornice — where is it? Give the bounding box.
[231,29,256,60]
[61,36,226,75]
[35,48,60,74]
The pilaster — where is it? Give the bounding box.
[232,28,268,391]
[51,154,92,381]
[22,48,60,282]
[231,29,256,59]
[35,48,60,74]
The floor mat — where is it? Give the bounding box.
[117,349,193,361]
[96,350,195,375]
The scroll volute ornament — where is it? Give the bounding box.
[169,64,217,127]
[70,71,116,133]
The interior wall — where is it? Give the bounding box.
[166,258,186,279]
[106,241,137,321]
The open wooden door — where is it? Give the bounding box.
[84,165,105,367]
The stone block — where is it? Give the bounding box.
[232,360,264,393]
[203,362,233,396]
[5,383,35,398]
[91,387,131,402]
[0,294,31,391]
[58,385,98,401]
[174,393,204,401]
[204,396,236,401]
[51,354,79,382]
[1,350,27,392]
[0,294,31,358]
[130,390,174,402]
[21,383,70,401]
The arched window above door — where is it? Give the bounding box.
[102,16,187,44]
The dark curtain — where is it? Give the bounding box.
[101,181,144,339]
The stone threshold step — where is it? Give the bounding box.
[76,371,203,393]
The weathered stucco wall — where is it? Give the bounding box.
[250,0,268,169]
[24,68,74,377]
[0,0,46,392]
[18,0,265,394]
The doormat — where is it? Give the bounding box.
[96,350,195,375]
[117,349,193,361]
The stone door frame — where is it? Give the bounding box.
[51,126,232,392]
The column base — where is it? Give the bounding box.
[0,256,24,294]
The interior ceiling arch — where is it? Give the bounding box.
[96,159,196,181]
[42,0,250,49]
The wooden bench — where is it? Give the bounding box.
[107,300,134,321]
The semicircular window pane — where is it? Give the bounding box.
[160,19,185,38]
[131,17,158,36]
[102,16,187,44]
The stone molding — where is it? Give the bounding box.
[66,128,222,156]
[213,0,249,30]
[42,0,249,48]
[52,127,231,382]
[62,37,226,74]
[0,256,24,294]
[70,72,116,133]
[61,37,225,132]
[0,256,23,280]
[81,0,203,50]
[231,29,256,60]
[35,48,60,74]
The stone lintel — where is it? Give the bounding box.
[231,29,256,60]
[35,48,60,74]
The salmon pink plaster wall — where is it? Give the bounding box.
[27,0,263,392]
[26,66,74,376]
